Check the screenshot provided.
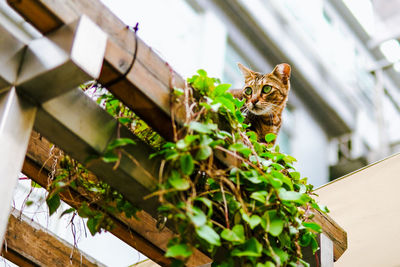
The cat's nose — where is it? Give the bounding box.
[251,98,258,105]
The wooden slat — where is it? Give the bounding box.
[4,209,104,267]
[312,210,347,262]
[8,0,347,261]
[23,131,211,267]
[2,246,38,267]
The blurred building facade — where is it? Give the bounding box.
[2,0,399,188]
[100,0,400,186]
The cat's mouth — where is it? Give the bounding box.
[249,106,269,115]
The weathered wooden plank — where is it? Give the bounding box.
[8,0,185,140]
[0,88,37,251]
[23,131,211,267]
[1,246,39,267]
[312,209,347,261]
[5,209,104,267]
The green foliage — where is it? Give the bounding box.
[44,84,161,236]
[45,154,139,236]
[44,73,326,265]
[150,70,327,266]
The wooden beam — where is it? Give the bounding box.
[312,210,347,262]
[8,0,347,261]
[8,0,185,140]
[23,131,211,267]
[4,209,104,267]
[2,246,39,267]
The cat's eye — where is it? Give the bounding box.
[262,85,272,94]
[244,87,252,95]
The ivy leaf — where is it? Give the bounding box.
[189,122,216,134]
[107,138,136,150]
[196,145,212,160]
[122,202,139,218]
[60,208,75,218]
[302,222,322,233]
[265,133,276,143]
[299,231,313,247]
[165,243,193,258]
[250,191,268,203]
[268,175,283,188]
[195,197,213,217]
[31,181,42,188]
[231,237,262,257]
[229,143,252,158]
[242,211,261,229]
[266,210,284,237]
[221,224,245,244]
[289,171,301,180]
[195,225,221,246]
[278,188,311,204]
[233,98,245,108]
[102,151,119,163]
[311,202,330,213]
[168,170,190,190]
[283,155,297,164]
[188,207,207,227]
[214,96,235,113]
[273,247,289,264]
[311,235,320,254]
[176,139,187,150]
[180,153,194,175]
[87,215,102,236]
[77,202,95,218]
[212,84,231,97]
[242,170,263,184]
[46,193,61,216]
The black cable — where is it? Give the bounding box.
[102,22,139,88]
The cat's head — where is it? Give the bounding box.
[238,63,291,115]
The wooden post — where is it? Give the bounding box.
[0,89,36,249]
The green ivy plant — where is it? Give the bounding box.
[150,70,328,266]
[44,84,160,236]
[43,70,328,266]
[45,154,139,236]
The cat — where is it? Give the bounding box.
[230,63,291,144]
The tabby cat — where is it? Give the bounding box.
[230,63,291,144]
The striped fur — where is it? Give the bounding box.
[233,63,291,143]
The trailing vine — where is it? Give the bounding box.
[44,84,162,236]
[149,70,328,266]
[42,70,328,267]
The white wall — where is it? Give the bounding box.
[290,104,330,187]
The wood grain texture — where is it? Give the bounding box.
[23,131,211,267]
[8,0,185,140]
[5,209,104,267]
[311,210,347,262]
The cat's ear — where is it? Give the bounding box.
[272,63,291,85]
[238,63,256,81]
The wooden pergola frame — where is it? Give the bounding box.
[0,0,347,266]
